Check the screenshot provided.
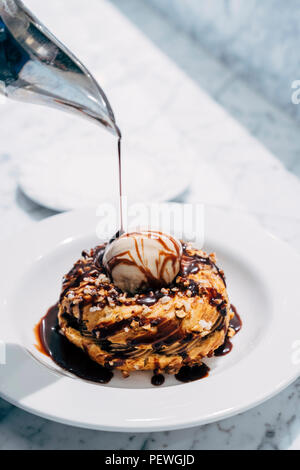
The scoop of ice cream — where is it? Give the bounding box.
[103,230,182,293]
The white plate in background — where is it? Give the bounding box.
[18,151,191,212]
[17,114,194,212]
[0,205,300,431]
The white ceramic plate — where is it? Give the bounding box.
[17,143,192,212]
[1,206,300,432]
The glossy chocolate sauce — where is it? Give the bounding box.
[35,304,113,384]
[214,337,232,356]
[136,291,165,306]
[151,373,165,386]
[175,363,210,383]
[35,304,242,386]
[229,304,242,333]
[106,134,124,242]
[117,135,123,233]
[180,253,210,276]
[214,304,242,357]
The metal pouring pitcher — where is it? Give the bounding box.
[0,0,120,136]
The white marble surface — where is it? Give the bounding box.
[147,0,300,123]
[1,0,300,450]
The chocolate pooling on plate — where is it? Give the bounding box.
[35,301,241,385]
[35,304,114,384]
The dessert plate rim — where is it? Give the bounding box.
[0,205,300,432]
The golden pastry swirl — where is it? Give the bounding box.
[58,242,231,375]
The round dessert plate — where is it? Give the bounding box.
[0,206,300,431]
[17,146,192,212]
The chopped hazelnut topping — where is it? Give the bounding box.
[227,327,235,338]
[199,319,212,330]
[176,309,186,319]
[209,253,217,263]
[109,288,118,295]
[160,296,171,304]
[89,305,101,312]
[119,294,127,302]
[95,273,110,285]
[107,297,116,307]
[182,300,191,312]
[142,306,151,314]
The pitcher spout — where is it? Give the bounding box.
[0,0,119,136]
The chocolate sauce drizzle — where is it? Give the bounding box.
[214,337,232,356]
[175,363,210,382]
[35,303,242,386]
[229,304,242,334]
[35,304,113,384]
[214,305,242,357]
[151,372,165,386]
[117,135,123,234]
[61,242,226,318]
[179,247,226,287]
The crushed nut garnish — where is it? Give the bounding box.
[199,319,212,330]
[227,327,235,338]
[209,253,217,263]
[176,309,186,319]
[95,273,110,285]
[160,295,171,304]
[89,305,101,312]
[142,306,151,314]
[182,300,191,312]
[107,297,116,307]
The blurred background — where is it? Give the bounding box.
[1,0,300,450]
